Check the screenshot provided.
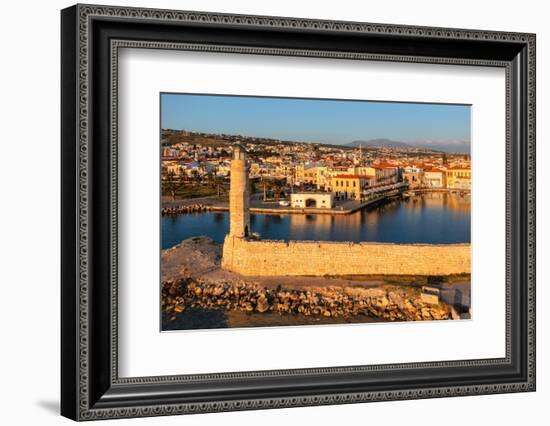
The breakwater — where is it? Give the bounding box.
[161,203,215,215]
[162,278,458,322]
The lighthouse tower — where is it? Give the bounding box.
[228,143,250,238]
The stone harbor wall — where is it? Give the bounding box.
[222,236,470,276]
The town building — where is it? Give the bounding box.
[249,162,261,177]
[275,163,295,184]
[162,160,182,175]
[295,163,306,183]
[402,165,424,189]
[372,163,400,185]
[446,167,471,190]
[347,164,399,185]
[303,165,318,185]
[422,168,446,188]
[329,174,369,200]
[314,166,329,190]
[290,192,334,209]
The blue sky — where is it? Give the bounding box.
[161,93,471,147]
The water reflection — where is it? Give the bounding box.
[161,192,471,249]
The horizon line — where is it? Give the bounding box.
[161,127,471,150]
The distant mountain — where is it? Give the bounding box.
[348,139,412,148]
[347,138,470,154]
[414,141,470,154]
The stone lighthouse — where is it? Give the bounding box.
[228,143,250,238]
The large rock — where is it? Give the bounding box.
[376,296,389,309]
[256,296,269,313]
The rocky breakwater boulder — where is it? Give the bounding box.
[161,203,213,215]
[162,278,191,314]
[162,279,456,322]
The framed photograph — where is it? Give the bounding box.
[61,4,536,421]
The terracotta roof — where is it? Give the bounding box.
[333,174,366,179]
[371,161,397,168]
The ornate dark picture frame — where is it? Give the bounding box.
[61,4,536,421]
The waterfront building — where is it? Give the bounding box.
[374,163,400,184]
[347,164,398,185]
[290,192,334,209]
[326,166,350,179]
[350,166,374,177]
[446,166,471,190]
[329,174,369,200]
[402,165,424,188]
[423,168,446,188]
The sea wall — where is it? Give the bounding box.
[162,278,459,321]
[221,236,470,276]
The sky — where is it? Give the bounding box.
[161,93,471,148]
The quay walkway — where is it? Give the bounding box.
[210,182,408,215]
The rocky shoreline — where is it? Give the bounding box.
[162,278,459,323]
[161,203,215,215]
[160,236,464,328]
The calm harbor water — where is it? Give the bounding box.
[161,192,470,249]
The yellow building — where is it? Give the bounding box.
[329,174,367,200]
[275,163,295,183]
[445,167,471,190]
[249,162,261,177]
[297,165,329,189]
[295,164,305,183]
[303,167,317,185]
[315,166,329,189]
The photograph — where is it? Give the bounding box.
[160,93,472,331]
[57,3,536,421]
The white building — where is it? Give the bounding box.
[290,192,334,209]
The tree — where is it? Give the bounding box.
[163,170,178,201]
[190,169,200,184]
